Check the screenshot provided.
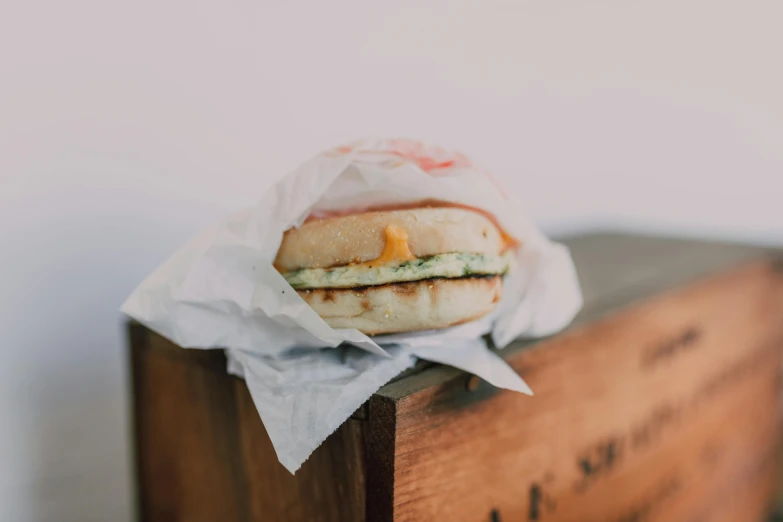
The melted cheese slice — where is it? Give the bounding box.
[352,225,415,268]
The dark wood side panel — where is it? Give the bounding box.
[366,395,398,522]
[129,325,367,522]
[233,378,368,522]
[130,324,251,522]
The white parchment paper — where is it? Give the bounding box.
[121,138,583,473]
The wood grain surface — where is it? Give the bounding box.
[130,325,367,522]
[373,259,783,521]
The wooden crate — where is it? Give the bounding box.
[129,233,783,522]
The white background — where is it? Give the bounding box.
[2,1,782,520]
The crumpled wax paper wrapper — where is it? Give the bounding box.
[121,138,583,473]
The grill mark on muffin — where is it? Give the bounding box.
[298,276,503,335]
[322,290,336,302]
[390,282,419,296]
